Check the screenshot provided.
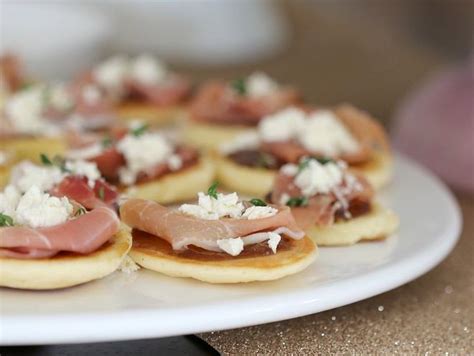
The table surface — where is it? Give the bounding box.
[200,195,473,354]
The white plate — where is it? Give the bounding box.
[0,155,461,345]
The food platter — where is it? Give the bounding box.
[0,155,461,345]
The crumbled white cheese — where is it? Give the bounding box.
[258,107,306,142]
[280,163,298,176]
[167,154,182,171]
[15,186,73,228]
[66,143,104,160]
[4,85,60,135]
[216,237,244,256]
[258,108,360,158]
[217,231,282,256]
[179,192,245,220]
[294,159,344,196]
[0,185,21,217]
[219,131,260,154]
[93,56,129,94]
[119,255,141,273]
[82,84,102,105]
[48,83,74,112]
[129,54,168,85]
[246,71,279,97]
[298,110,360,156]
[117,133,173,185]
[278,193,290,206]
[64,160,101,188]
[242,205,277,220]
[10,161,65,193]
[267,232,281,253]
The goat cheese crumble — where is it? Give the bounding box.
[117,132,173,185]
[4,85,60,135]
[1,185,73,228]
[259,107,306,142]
[246,72,279,98]
[216,237,244,256]
[283,159,344,196]
[10,161,65,193]
[299,110,360,156]
[129,54,168,85]
[216,231,282,256]
[179,191,278,221]
[93,56,129,95]
[64,160,101,188]
[242,205,278,220]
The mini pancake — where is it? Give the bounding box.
[129,229,317,284]
[0,136,67,163]
[306,203,399,246]
[122,156,216,204]
[216,150,392,197]
[0,226,132,290]
[182,119,255,151]
[216,154,274,198]
[116,102,187,127]
[348,151,392,190]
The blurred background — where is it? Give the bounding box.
[1,0,473,191]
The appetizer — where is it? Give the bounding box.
[0,158,130,290]
[66,122,215,204]
[121,185,317,283]
[78,54,191,125]
[184,72,301,149]
[267,157,399,246]
[217,104,392,196]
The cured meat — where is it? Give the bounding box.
[190,81,301,126]
[50,176,118,210]
[120,199,304,251]
[89,147,126,181]
[125,76,191,106]
[0,207,120,259]
[134,146,198,184]
[270,170,374,227]
[0,54,23,92]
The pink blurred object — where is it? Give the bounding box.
[392,59,474,193]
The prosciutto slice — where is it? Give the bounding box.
[50,176,119,210]
[190,81,301,126]
[120,199,304,251]
[124,76,191,106]
[0,207,120,259]
[270,170,374,228]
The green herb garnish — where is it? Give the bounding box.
[230,78,246,95]
[40,153,71,173]
[207,182,219,199]
[0,213,14,227]
[250,198,267,206]
[315,157,333,165]
[131,123,149,137]
[98,187,105,201]
[286,196,308,207]
[101,136,112,148]
[297,156,333,173]
[74,207,86,217]
[40,153,53,166]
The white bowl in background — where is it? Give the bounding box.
[1,3,112,79]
